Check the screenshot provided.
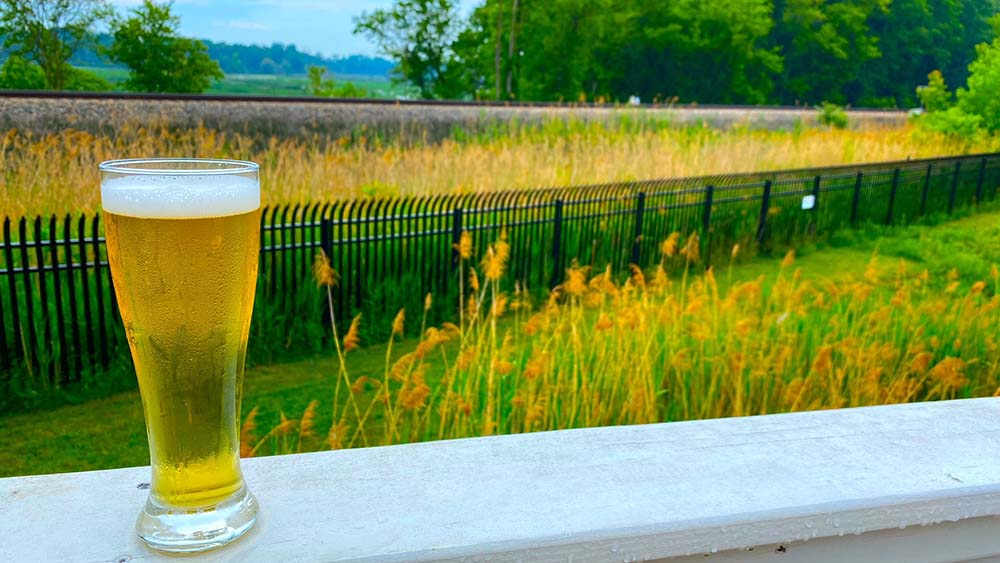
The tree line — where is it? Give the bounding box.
[1,0,221,92]
[356,0,999,107]
[65,35,394,78]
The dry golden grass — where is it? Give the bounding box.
[2,119,996,218]
[245,233,1000,455]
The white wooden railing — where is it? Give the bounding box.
[2,398,999,562]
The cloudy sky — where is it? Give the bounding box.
[108,0,480,58]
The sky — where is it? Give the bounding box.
[108,0,480,59]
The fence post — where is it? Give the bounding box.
[809,175,821,236]
[320,206,332,260]
[850,172,863,225]
[886,168,901,225]
[756,180,772,246]
[91,215,109,367]
[948,161,961,214]
[920,164,932,216]
[630,191,646,266]
[0,219,8,371]
[550,199,564,290]
[3,218,22,369]
[18,218,39,371]
[33,217,54,384]
[701,185,714,266]
[976,157,987,205]
[451,207,463,271]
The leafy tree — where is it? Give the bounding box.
[64,64,110,90]
[354,0,462,98]
[105,0,223,93]
[0,54,45,88]
[772,0,889,105]
[916,70,952,112]
[611,0,781,104]
[957,31,1000,132]
[305,65,367,98]
[0,0,111,89]
[856,0,994,107]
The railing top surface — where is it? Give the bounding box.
[2,398,999,562]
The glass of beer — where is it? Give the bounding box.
[100,159,261,553]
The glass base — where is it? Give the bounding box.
[136,484,259,554]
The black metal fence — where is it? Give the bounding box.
[3,151,1000,385]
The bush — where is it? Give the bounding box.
[0,55,45,89]
[916,70,951,112]
[916,106,984,139]
[957,38,1000,133]
[817,102,848,129]
[65,67,112,91]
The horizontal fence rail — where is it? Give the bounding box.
[2,152,999,386]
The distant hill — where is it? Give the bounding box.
[64,34,394,78]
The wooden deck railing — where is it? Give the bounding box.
[2,398,999,562]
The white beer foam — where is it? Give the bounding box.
[101,174,260,218]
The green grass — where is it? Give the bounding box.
[0,337,418,478]
[3,207,1000,478]
[77,66,412,98]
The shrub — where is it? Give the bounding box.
[817,102,848,129]
[0,55,45,89]
[916,70,951,112]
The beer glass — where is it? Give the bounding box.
[100,159,261,553]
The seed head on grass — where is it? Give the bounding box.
[312,250,339,288]
[299,400,318,440]
[681,233,700,263]
[391,309,406,337]
[781,250,796,268]
[454,231,473,260]
[275,412,297,436]
[343,314,362,352]
[660,232,680,258]
[239,406,259,458]
[563,263,588,296]
[469,267,480,292]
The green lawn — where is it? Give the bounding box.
[2,207,1000,478]
[78,66,412,98]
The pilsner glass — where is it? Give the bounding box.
[100,159,261,553]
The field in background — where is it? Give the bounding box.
[3,208,999,476]
[1,118,994,218]
[78,67,411,98]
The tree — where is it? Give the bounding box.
[917,70,951,112]
[0,54,45,89]
[354,0,462,99]
[305,65,367,98]
[957,31,1000,132]
[855,0,994,107]
[105,0,223,93]
[0,0,111,89]
[771,0,889,105]
[611,0,782,104]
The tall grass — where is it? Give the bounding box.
[245,233,1000,455]
[2,118,997,218]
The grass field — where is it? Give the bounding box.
[3,208,998,477]
[78,66,409,98]
[2,118,996,218]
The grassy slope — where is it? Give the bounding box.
[2,208,999,478]
[78,66,409,98]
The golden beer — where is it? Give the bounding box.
[101,159,260,553]
[105,210,259,507]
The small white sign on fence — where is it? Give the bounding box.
[802,195,816,210]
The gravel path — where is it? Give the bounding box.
[0,96,908,139]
